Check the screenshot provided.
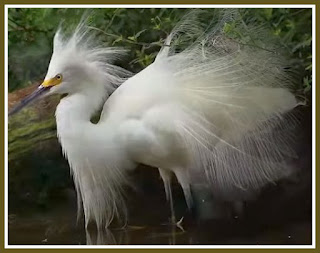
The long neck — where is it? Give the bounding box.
[54,85,135,228]
[56,85,106,124]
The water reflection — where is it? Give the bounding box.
[85,224,188,245]
[8,210,312,245]
[86,228,118,245]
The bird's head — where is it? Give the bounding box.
[9,23,130,116]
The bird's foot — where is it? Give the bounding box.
[176,216,185,231]
[162,216,185,231]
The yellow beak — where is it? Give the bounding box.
[41,77,62,87]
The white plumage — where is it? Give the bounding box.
[10,9,303,228]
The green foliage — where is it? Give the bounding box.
[8,8,312,93]
[250,8,312,93]
[8,8,187,91]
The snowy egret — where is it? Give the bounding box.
[9,10,303,229]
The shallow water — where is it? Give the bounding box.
[8,188,312,246]
[8,212,312,245]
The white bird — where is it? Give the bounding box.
[9,10,303,229]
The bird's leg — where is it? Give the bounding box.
[174,169,193,210]
[158,168,176,224]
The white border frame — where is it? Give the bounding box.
[4,4,316,249]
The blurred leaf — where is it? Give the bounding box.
[8,8,311,93]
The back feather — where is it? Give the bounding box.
[154,9,303,199]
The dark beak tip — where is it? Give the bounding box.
[8,86,49,117]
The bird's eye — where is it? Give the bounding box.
[55,74,62,80]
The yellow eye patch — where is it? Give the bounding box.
[41,74,63,87]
